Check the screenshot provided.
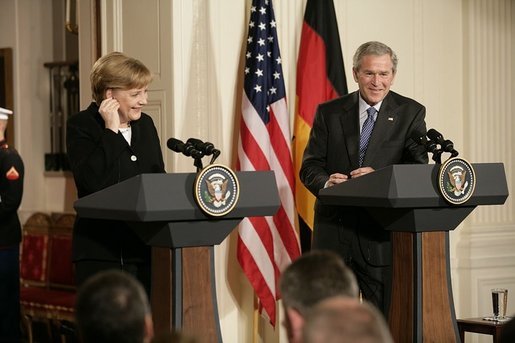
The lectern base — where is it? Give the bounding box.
[151,246,222,343]
[389,231,459,342]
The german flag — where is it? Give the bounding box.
[293,0,348,251]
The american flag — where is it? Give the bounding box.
[237,0,301,326]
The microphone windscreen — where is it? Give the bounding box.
[167,138,184,152]
[427,129,443,143]
[187,138,203,146]
[187,138,216,155]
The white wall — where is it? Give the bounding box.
[455,2,515,342]
[1,0,513,342]
[0,0,77,222]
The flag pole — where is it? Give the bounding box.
[252,294,260,343]
[237,0,300,331]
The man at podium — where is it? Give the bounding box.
[300,41,428,316]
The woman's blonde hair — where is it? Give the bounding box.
[90,52,152,104]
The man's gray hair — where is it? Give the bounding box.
[353,41,398,73]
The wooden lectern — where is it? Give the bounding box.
[74,171,280,343]
[318,163,508,343]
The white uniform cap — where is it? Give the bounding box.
[0,107,13,120]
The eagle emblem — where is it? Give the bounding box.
[205,177,231,208]
[194,164,240,216]
[438,157,475,205]
[447,166,468,196]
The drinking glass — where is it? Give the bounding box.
[491,288,508,321]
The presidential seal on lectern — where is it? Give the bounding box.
[194,164,240,216]
[438,157,476,205]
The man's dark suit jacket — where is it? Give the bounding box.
[66,102,165,264]
[300,90,428,314]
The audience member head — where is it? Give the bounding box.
[90,51,152,105]
[303,296,393,343]
[279,250,359,343]
[75,269,154,343]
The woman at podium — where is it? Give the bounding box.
[66,52,165,295]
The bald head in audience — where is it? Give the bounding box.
[303,296,393,343]
[279,250,359,343]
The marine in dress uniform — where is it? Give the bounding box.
[0,107,24,341]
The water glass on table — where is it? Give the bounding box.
[484,288,510,323]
